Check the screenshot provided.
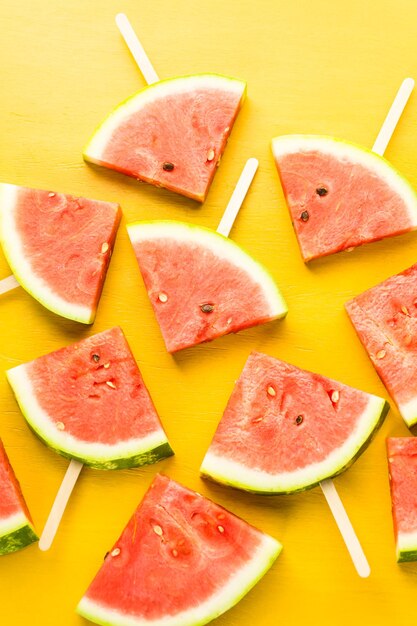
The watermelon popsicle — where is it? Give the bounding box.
[83,13,246,203]
[0,185,121,323]
[272,78,417,262]
[6,327,173,550]
[201,352,389,576]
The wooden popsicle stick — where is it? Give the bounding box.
[0,274,19,295]
[372,78,414,156]
[115,13,159,85]
[320,479,370,577]
[217,158,259,236]
[39,459,83,551]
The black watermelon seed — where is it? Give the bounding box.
[301,210,309,222]
[295,415,304,425]
[92,354,100,363]
[162,162,175,171]
[200,303,214,313]
[316,186,328,196]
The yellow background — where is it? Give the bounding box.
[1,1,417,625]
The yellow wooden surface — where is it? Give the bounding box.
[1,1,417,624]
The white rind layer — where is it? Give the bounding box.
[200,394,386,493]
[271,135,417,228]
[77,534,281,626]
[0,183,94,324]
[127,221,288,319]
[6,364,169,466]
[397,529,417,560]
[397,396,417,428]
[0,511,30,537]
[84,74,246,163]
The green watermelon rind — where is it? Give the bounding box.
[127,220,288,335]
[76,534,281,626]
[396,531,417,562]
[6,365,174,471]
[83,73,247,201]
[272,135,417,261]
[0,183,120,325]
[0,511,38,555]
[201,396,389,495]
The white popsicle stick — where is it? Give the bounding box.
[217,158,259,236]
[0,274,19,295]
[115,13,159,85]
[39,459,83,551]
[320,479,370,577]
[372,78,414,156]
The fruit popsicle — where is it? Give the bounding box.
[77,474,281,626]
[83,15,246,203]
[346,263,417,429]
[386,437,417,562]
[0,184,121,323]
[0,438,38,555]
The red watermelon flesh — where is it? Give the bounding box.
[0,183,121,323]
[84,75,246,202]
[345,263,417,428]
[201,352,388,493]
[77,474,281,626]
[0,439,38,554]
[272,136,417,262]
[386,437,417,561]
[6,327,173,469]
[127,221,287,353]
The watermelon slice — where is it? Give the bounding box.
[386,437,417,562]
[0,183,121,323]
[201,352,389,493]
[272,135,417,262]
[83,74,246,202]
[6,327,173,469]
[0,438,38,555]
[127,221,287,353]
[77,474,281,626]
[345,264,417,428]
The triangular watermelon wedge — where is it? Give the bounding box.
[0,184,121,323]
[345,263,417,428]
[127,221,287,353]
[6,327,173,469]
[272,135,417,262]
[84,74,246,202]
[77,474,281,626]
[201,352,389,494]
[0,439,38,555]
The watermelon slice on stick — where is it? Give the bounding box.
[127,159,288,352]
[83,13,246,203]
[77,474,281,626]
[201,352,390,577]
[272,78,416,262]
[6,327,173,550]
[0,185,121,323]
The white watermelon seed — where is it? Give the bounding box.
[153,525,163,536]
[377,350,386,359]
[158,293,168,303]
[106,381,116,389]
[104,362,111,369]
[111,548,121,557]
[401,305,410,316]
[48,192,56,197]
[207,149,215,162]
[331,390,339,403]
[252,417,263,423]
[56,422,65,431]
[172,549,178,557]
[346,247,355,253]
[267,386,276,397]
[217,525,225,533]
[101,242,109,254]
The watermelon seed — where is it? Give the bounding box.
[158,293,168,303]
[153,525,163,536]
[92,354,100,363]
[162,162,175,171]
[101,242,109,254]
[172,549,178,557]
[224,126,230,133]
[56,422,65,431]
[217,513,225,520]
[106,381,116,389]
[48,192,55,197]
[104,362,111,369]
[111,548,121,557]
[267,386,276,397]
[316,186,328,196]
[217,525,225,533]
[376,350,386,359]
[401,305,410,316]
[346,247,355,253]
[295,415,304,425]
[200,303,214,313]
[207,149,215,162]
[300,210,309,222]
[252,417,263,423]
[331,390,339,403]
